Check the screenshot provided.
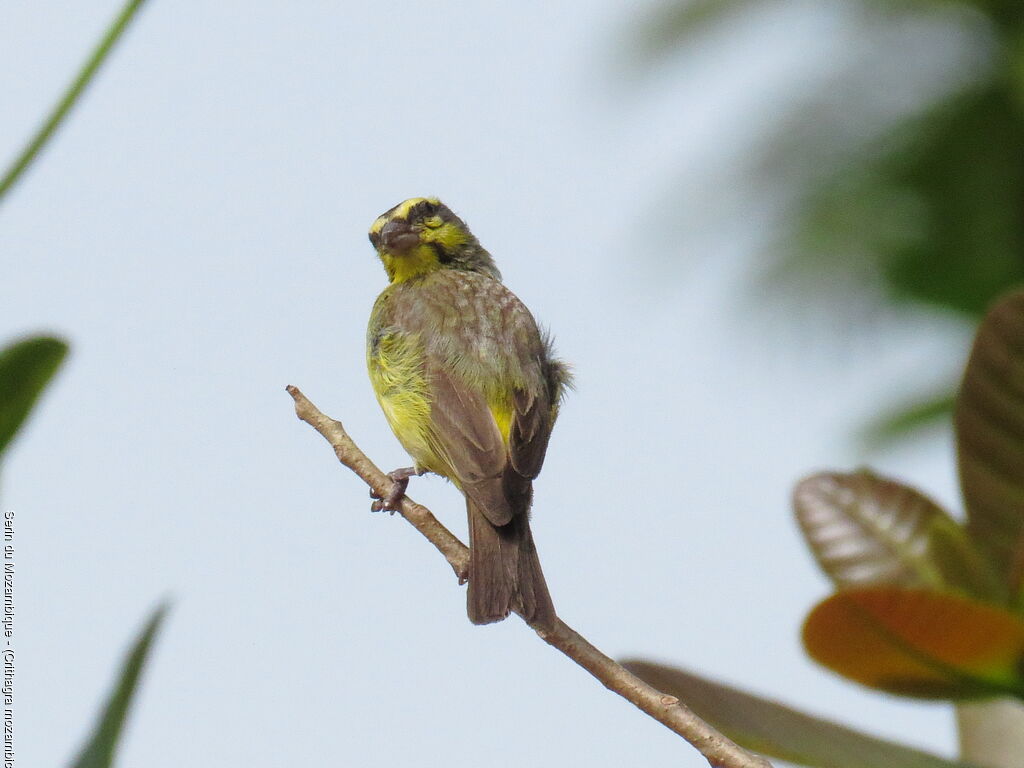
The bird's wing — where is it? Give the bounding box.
[504,304,558,481]
[424,361,515,527]
[508,382,553,481]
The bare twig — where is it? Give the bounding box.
[287,385,773,768]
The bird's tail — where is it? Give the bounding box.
[466,499,556,629]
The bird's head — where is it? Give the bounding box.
[368,197,500,284]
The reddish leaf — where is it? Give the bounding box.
[803,587,1024,699]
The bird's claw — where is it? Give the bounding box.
[369,466,422,514]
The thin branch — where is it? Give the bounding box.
[286,385,773,768]
[0,0,149,203]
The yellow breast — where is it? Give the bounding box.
[367,330,443,472]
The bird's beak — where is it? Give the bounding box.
[380,218,420,255]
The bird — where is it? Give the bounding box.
[365,197,570,628]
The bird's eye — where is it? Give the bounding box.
[424,215,443,229]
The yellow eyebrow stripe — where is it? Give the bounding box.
[369,197,441,235]
[393,196,438,220]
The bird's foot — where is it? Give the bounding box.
[370,466,424,513]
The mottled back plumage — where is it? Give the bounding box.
[365,198,569,627]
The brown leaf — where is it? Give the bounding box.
[956,289,1024,594]
[794,470,1000,598]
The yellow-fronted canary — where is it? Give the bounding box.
[365,197,570,628]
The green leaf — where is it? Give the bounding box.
[803,587,1024,700]
[858,390,956,449]
[0,336,68,460]
[70,604,168,768]
[626,0,1024,391]
[0,0,150,203]
[766,82,1024,321]
[955,289,1024,594]
[793,470,1001,599]
[621,660,978,768]
[874,86,1024,317]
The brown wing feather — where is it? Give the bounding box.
[508,385,553,480]
[424,362,515,527]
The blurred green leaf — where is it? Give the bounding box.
[794,470,1001,599]
[780,85,1024,319]
[70,604,167,768]
[637,1,1024,321]
[630,1,1024,441]
[622,660,978,767]
[803,587,1024,699]
[876,86,1024,316]
[0,0,149,204]
[955,289,1024,594]
[858,391,956,450]
[0,336,68,460]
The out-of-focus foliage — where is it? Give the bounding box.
[0,0,148,204]
[4,6,165,768]
[955,291,1024,595]
[623,660,979,768]
[803,587,1024,700]
[859,393,956,450]
[71,605,167,768]
[626,292,1024,763]
[0,333,164,767]
[633,0,1024,315]
[0,336,67,461]
[793,470,1001,599]
[0,337,164,768]
[630,0,1024,437]
[794,293,1024,703]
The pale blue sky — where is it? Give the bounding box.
[3,2,969,766]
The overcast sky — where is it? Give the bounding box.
[2,2,970,766]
